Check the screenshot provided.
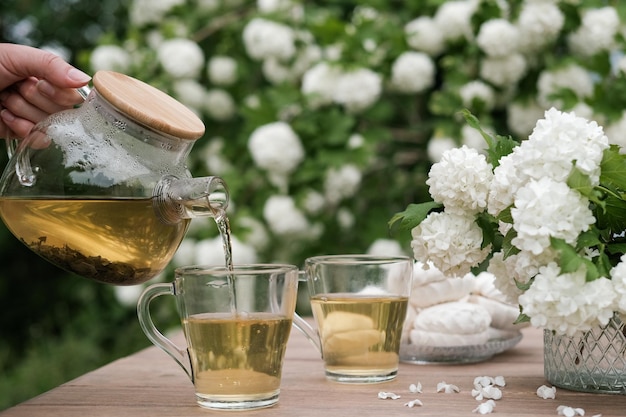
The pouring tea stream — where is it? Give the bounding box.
[0,70,229,285]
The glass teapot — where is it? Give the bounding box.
[0,71,229,286]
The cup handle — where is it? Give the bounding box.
[137,283,193,381]
[291,272,322,356]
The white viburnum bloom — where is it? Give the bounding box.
[237,215,270,251]
[367,239,406,257]
[303,189,326,215]
[347,133,365,149]
[518,263,616,336]
[172,79,207,115]
[476,18,520,57]
[459,80,495,112]
[204,89,236,121]
[461,124,488,153]
[200,137,233,175]
[262,57,294,84]
[516,2,565,53]
[568,6,620,58]
[263,195,310,236]
[611,254,626,313]
[301,62,342,108]
[248,122,305,176]
[242,18,296,62]
[207,55,238,86]
[129,0,185,26]
[90,45,131,72]
[511,177,595,255]
[404,16,446,56]
[427,137,457,163]
[390,51,435,94]
[537,64,594,109]
[433,0,477,42]
[426,146,493,215]
[332,68,382,113]
[411,211,491,277]
[506,100,545,138]
[336,207,355,229]
[480,53,527,87]
[324,164,362,205]
[605,111,626,151]
[194,235,258,265]
[157,38,205,79]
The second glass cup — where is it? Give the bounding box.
[293,255,413,383]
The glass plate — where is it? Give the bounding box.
[399,330,523,365]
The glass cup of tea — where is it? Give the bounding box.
[292,255,413,383]
[137,264,299,410]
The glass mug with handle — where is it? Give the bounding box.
[137,264,299,410]
[292,255,413,383]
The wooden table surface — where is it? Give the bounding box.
[2,323,626,416]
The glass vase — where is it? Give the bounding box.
[544,314,626,394]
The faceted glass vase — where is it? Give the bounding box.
[544,314,626,394]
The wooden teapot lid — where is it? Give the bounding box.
[92,70,205,140]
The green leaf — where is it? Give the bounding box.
[388,201,442,231]
[460,109,518,167]
[550,237,601,281]
[600,146,626,191]
[475,212,497,250]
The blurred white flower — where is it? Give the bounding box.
[172,79,207,114]
[336,207,355,229]
[537,64,594,109]
[238,215,270,251]
[477,18,520,57]
[157,38,205,78]
[347,133,365,149]
[324,164,362,205]
[517,2,564,53]
[207,55,238,86]
[461,124,488,153]
[205,89,236,121]
[480,53,527,87]
[433,0,476,42]
[243,18,296,61]
[303,190,326,215]
[248,121,305,176]
[114,285,145,308]
[90,45,131,72]
[301,62,342,108]
[263,195,310,236]
[172,238,197,267]
[390,51,435,94]
[200,137,233,175]
[605,111,626,151]
[129,0,185,26]
[459,80,495,112]
[367,239,405,257]
[568,6,619,58]
[427,136,457,163]
[332,68,382,113]
[194,235,258,265]
[404,17,445,56]
[507,100,545,138]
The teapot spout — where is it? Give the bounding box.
[153,175,229,224]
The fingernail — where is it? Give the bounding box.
[37,80,56,97]
[1,109,15,122]
[68,68,91,84]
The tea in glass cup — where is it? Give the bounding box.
[137,264,299,410]
[293,255,412,383]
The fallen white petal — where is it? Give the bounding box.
[378,391,401,400]
[493,376,506,387]
[474,376,494,389]
[437,382,460,393]
[557,405,585,417]
[536,385,556,399]
[404,399,424,408]
[409,382,422,393]
[473,400,496,414]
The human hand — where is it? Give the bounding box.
[0,43,91,139]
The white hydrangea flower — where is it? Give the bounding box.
[129,0,185,26]
[568,6,619,57]
[248,121,305,175]
[519,263,616,336]
[537,64,594,109]
[506,100,545,138]
[205,89,236,121]
[303,189,326,215]
[324,164,362,205]
[157,38,205,79]
[336,207,355,229]
[301,62,342,108]
[426,146,493,215]
[242,18,296,61]
[390,51,435,94]
[90,45,131,72]
[411,211,491,277]
[347,133,365,149]
[207,55,238,86]
[459,81,496,112]
[404,17,446,56]
[516,2,564,53]
[610,254,626,313]
[477,18,520,57]
[263,195,310,236]
[480,53,527,87]
[433,0,477,42]
[332,68,382,113]
[511,177,595,255]
[367,239,405,257]
[427,136,457,163]
[461,124,488,153]
[172,79,207,114]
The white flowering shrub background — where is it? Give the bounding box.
[85,1,626,305]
